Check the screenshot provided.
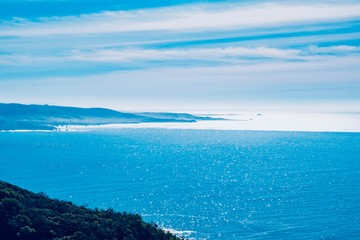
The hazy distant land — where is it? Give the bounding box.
[1,103,359,132]
[0,103,222,131]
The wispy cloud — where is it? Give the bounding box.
[61,46,303,63]
[0,0,359,110]
[3,44,360,66]
[308,45,360,54]
[1,1,360,37]
[0,47,267,65]
[1,54,359,110]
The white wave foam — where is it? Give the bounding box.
[161,227,197,238]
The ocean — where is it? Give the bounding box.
[1,129,359,239]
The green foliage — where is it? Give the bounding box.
[0,181,179,240]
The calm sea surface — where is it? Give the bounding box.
[1,129,359,239]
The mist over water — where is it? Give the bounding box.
[1,129,359,239]
[60,111,360,132]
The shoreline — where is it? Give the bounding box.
[1,111,359,133]
[53,111,360,133]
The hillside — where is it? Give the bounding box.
[0,103,220,130]
[0,180,179,240]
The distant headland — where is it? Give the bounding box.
[0,103,222,131]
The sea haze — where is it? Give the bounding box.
[1,129,359,239]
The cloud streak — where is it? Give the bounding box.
[33,46,304,63]
[2,44,360,66]
[1,54,359,111]
[1,1,360,37]
[0,0,359,110]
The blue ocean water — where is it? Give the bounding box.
[0,129,359,239]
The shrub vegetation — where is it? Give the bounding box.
[0,180,179,240]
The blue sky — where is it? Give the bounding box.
[0,0,359,111]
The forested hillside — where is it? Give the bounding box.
[0,180,179,240]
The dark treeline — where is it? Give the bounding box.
[0,180,179,240]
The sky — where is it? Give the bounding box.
[0,0,359,111]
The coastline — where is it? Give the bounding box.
[53,111,360,133]
[1,111,359,133]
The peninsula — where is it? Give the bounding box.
[0,103,221,131]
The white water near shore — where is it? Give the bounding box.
[57,111,360,132]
